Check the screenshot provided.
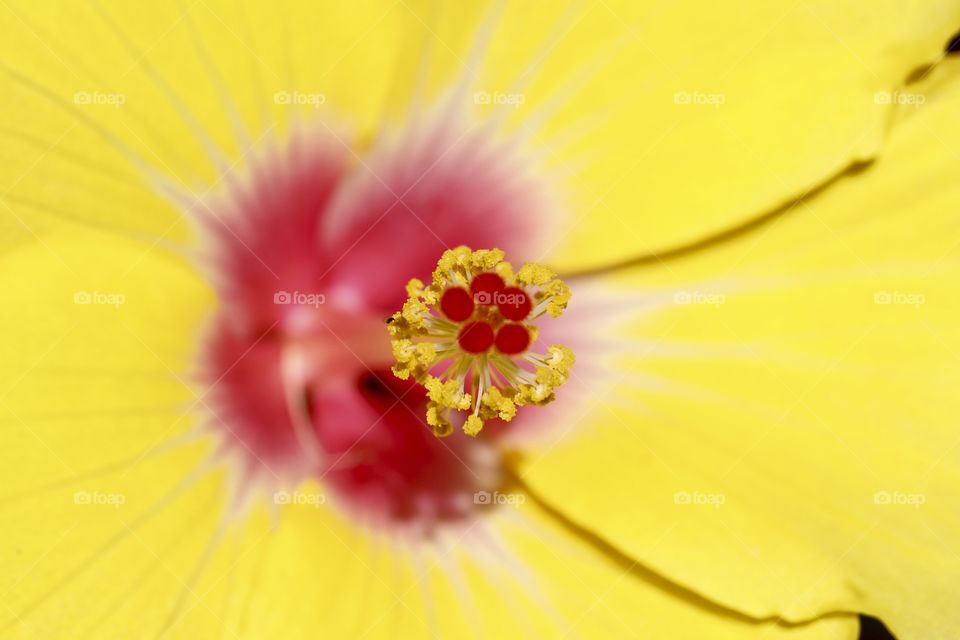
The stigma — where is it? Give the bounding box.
[389,247,574,437]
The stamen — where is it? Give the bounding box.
[389,247,575,437]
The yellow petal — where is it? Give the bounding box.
[4,1,959,270]
[0,230,234,637]
[430,495,857,639]
[0,0,415,243]
[179,489,858,639]
[405,0,959,268]
[519,58,960,638]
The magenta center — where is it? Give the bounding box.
[197,122,549,534]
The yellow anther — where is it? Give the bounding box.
[426,404,454,437]
[494,260,514,283]
[481,387,503,408]
[406,278,426,298]
[535,365,566,388]
[546,344,576,372]
[447,385,473,411]
[387,313,408,339]
[392,339,415,363]
[435,246,471,274]
[529,383,555,404]
[496,397,517,421]
[516,263,555,286]
[415,342,437,367]
[401,299,429,327]
[425,376,444,403]
[543,281,572,317]
[470,248,505,271]
[463,415,484,437]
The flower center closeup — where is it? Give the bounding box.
[389,247,574,437]
[194,115,563,535]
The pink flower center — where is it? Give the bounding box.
[196,118,554,534]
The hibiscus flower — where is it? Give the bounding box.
[1,2,959,639]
